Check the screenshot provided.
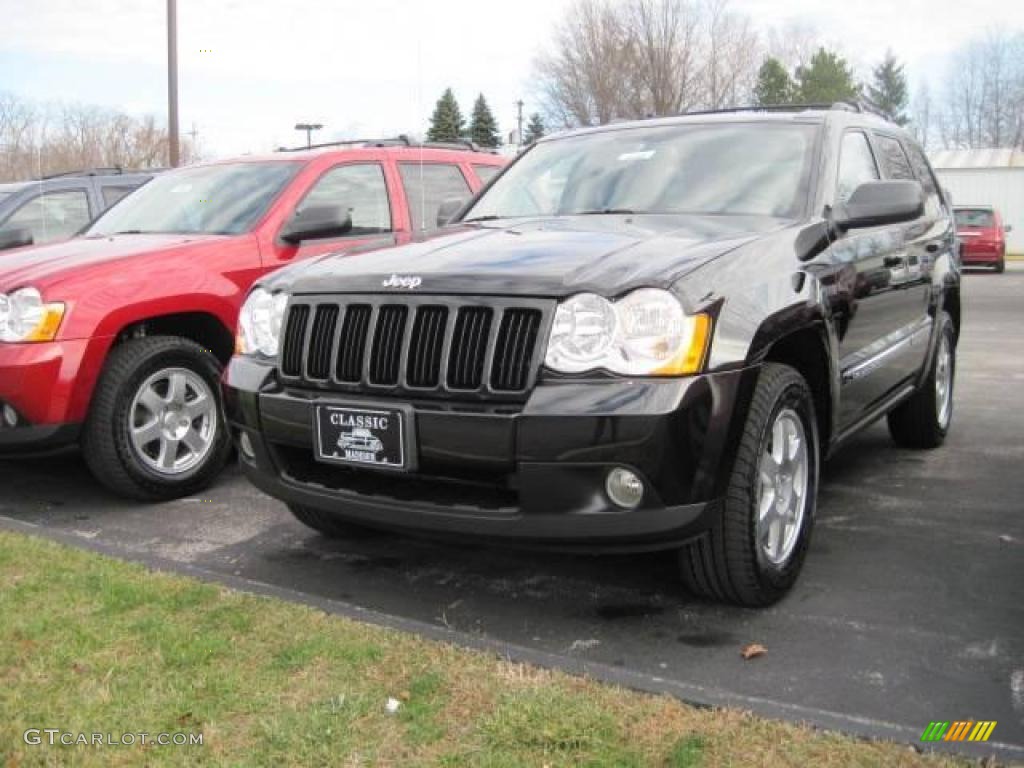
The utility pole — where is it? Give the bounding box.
[515,100,524,145]
[294,123,323,149]
[167,0,180,167]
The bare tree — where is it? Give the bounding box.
[0,91,195,182]
[535,0,636,128]
[625,0,703,116]
[701,0,760,109]
[911,82,933,150]
[938,32,1024,149]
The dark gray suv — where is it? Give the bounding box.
[0,168,155,251]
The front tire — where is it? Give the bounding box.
[82,336,230,500]
[887,312,955,449]
[679,363,819,607]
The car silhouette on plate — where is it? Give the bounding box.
[338,428,383,454]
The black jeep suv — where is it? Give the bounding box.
[226,104,960,606]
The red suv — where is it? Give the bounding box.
[955,205,1010,273]
[0,140,505,499]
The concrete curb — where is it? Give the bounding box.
[1,515,1021,763]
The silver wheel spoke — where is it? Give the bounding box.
[168,372,188,406]
[138,386,165,415]
[755,408,810,567]
[182,428,207,456]
[183,393,213,421]
[132,419,162,446]
[157,437,180,469]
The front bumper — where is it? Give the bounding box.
[225,356,756,552]
[0,340,93,453]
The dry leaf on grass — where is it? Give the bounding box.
[740,643,767,660]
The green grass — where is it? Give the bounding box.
[0,531,975,767]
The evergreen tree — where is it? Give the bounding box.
[866,51,909,125]
[427,88,465,143]
[754,57,794,106]
[795,48,860,104]
[468,93,501,147]
[524,112,546,144]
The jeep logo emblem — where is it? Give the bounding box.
[382,274,422,289]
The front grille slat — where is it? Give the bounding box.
[306,304,339,379]
[336,304,371,382]
[491,308,541,392]
[407,306,447,388]
[280,304,310,377]
[279,296,547,401]
[369,306,408,386]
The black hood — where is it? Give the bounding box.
[272,214,787,298]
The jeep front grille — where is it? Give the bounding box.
[279,295,552,401]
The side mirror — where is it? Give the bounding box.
[832,180,925,232]
[280,205,352,244]
[0,227,34,251]
[436,197,467,228]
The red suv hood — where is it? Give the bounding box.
[0,233,230,292]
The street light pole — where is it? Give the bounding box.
[294,123,323,149]
[167,0,180,167]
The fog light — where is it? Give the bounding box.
[239,431,255,459]
[606,467,644,509]
[2,404,17,427]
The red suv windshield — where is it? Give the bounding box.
[86,161,300,237]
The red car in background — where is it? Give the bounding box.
[955,205,1010,273]
[0,140,505,499]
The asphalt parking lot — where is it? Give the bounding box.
[2,264,1022,761]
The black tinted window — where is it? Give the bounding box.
[875,135,914,180]
[400,163,472,232]
[300,163,391,235]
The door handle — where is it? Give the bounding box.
[925,243,940,253]
[883,256,905,268]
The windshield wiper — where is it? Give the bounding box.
[461,215,501,223]
[576,208,636,215]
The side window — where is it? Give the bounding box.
[904,141,943,217]
[473,164,502,185]
[836,131,879,204]
[299,163,391,236]
[0,189,91,243]
[874,134,914,180]
[399,163,472,232]
[101,185,138,208]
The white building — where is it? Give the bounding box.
[929,148,1024,254]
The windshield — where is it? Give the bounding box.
[955,209,994,228]
[86,161,299,236]
[463,122,818,221]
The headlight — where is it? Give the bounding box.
[544,289,710,376]
[236,287,288,356]
[0,287,65,343]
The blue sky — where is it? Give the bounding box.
[2,0,1021,157]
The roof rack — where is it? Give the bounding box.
[676,100,894,121]
[275,135,496,154]
[41,166,127,180]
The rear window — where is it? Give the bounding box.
[955,209,994,228]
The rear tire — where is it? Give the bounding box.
[887,312,955,449]
[995,258,1005,274]
[287,503,381,539]
[82,336,230,500]
[679,363,819,607]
